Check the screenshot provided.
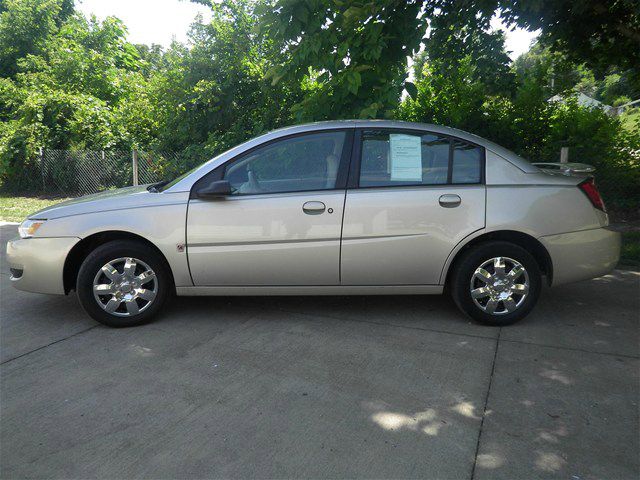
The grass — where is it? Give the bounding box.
[0,196,70,223]
[621,231,640,266]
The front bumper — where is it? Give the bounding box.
[540,227,621,286]
[7,236,80,294]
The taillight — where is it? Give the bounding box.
[578,177,605,211]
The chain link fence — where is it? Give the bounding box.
[595,178,639,223]
[8,149,194,197]
[2,147,637,222]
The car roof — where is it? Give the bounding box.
[166,120,537,192]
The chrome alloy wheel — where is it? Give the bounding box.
[92,257,157,317]
[470,256,530,315]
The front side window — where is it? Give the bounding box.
[224,131,346,195]
[359,130,483,187]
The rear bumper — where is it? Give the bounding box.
[540,227,621,286]
[6,236,80,295]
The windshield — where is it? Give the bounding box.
[157,164,203,192]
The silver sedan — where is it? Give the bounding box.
[7,121,620,327]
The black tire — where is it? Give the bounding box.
[450,241,541,326]
[76,240,171,327]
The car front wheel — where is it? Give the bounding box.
[76,240,171,327]
[450,241,541,326]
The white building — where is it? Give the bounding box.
[548,92,613,114]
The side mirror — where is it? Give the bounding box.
[196,180,233,199]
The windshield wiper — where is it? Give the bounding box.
[147,180,169,193]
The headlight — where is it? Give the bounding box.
[18,219,46,238]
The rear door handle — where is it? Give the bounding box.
[439,194,461,208]
[302,201,326,215]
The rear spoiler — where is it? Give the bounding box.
[532,162,595,176]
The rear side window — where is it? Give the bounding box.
[359,130,483,187]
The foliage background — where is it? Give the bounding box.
[0,0,638,214]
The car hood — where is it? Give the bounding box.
[28,185,186,220]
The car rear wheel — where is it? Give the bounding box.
[450,241,541,326]
[76,240,170,327]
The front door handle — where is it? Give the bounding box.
[439,194,461,208]
[302,201,326,215]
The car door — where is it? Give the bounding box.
[187,129,352,286]
[341,129,486,285]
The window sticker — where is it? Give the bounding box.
[390,134,422,181]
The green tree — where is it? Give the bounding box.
[152,1,300,154]
[499,0,640,73]
[257,0,426,120]
[399,56,487,131]
[0,8,158,188]
[424,1,514,96]
[258,0,640,120]
[129,0,303,179]
[0,0,74,78]
[513,44,640,105]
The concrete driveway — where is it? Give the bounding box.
[1,224,638,479]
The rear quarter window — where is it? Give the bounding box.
[452,140,482,184]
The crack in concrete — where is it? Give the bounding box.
[0,325,99,365]
[470,327,501,480]
[276,306,639,359]
[275,306,499,341]
[499,337,639,359]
